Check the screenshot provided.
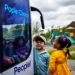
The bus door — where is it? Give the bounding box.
[0,0,33,75]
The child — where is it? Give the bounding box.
[48,36,71,75]
[14,36,29,61]
[3,42,15,67]
[33,35,50,75]
[7,41,21,63]
[6,42,14,57]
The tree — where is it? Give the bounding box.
[12,25,23,37]
[32,22,40,35]
[45,29,51,39]
[62,26,67,33]
[15,25,22,30]
[3,28,8,35]
[39,29,44,35]
[41,29,51,39]
[67,21,75,28]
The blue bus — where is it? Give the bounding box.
[0,0,44,75]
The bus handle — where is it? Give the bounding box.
[31,6,45,29]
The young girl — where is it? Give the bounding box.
[48,36,71,75]
[14,36,29,61]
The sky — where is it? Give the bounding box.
[30,0,75,32]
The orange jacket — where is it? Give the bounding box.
[48,50,71,75]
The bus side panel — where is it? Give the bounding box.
[2,0,34,75]
[2,48,34,75]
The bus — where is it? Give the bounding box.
[0,0,44,75]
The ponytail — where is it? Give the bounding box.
[65,38,71,57]
[66,48,71,57]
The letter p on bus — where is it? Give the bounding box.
[5,4,8,11]
[14,67,18,75]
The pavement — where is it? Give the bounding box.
[68,60,75,75]
[70,51,75,54]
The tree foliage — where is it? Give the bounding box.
[32,22,40,35]
[41,29,51,39]
[67,21,75,28]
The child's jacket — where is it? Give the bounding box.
[48,50,71,75]
[34,47,50,75]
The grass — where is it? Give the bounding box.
[48,50,75,60]
[68,46,75,51]
[47,46,75,60]
[63,46,75,51]
[68,53,75,60]
[48,46,75,54]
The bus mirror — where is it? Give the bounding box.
[31,6,45,29]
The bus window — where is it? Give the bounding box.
[1,0,31,72]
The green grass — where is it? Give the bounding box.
[64,46,75,51]
[47,46,75,55]
[68,46,75,51]
[68,53,75,60]
[48,50,75,60]
[47,46,75,60]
